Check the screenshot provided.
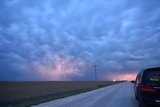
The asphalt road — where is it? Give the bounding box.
[33,82,139,107]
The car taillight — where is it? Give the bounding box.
[138,84,157,94]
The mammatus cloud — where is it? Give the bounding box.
[0,0,160,80]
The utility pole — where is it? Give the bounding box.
[93,63,98,81]
[116,74,120,81]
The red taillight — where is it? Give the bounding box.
[138,84,157,94]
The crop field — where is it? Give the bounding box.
[0,81,120,107]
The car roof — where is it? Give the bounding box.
[144,67,160,71]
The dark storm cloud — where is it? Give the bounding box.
[0,0,160,80]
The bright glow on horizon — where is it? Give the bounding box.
[106,72,137,81]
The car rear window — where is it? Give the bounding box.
[144,69,160,82]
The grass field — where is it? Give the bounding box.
[0,81,121,107]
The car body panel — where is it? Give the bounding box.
[134,67,160,107]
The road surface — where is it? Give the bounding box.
[33,82,139,107]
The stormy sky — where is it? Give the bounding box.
[0,0,160,81]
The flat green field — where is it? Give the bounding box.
[0,81,120,107]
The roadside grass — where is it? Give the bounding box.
[0,81,121,107]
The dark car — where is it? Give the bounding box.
[134,67,160,107]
